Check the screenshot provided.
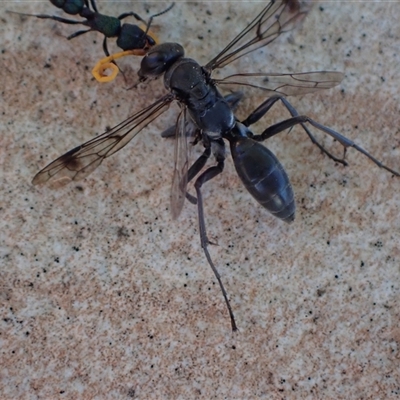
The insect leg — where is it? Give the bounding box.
[251,113,400,176]
[8,11,93,40]
[12,13,83,25]
[88,0,99,13]
[184,146,212,205]
[117,11,147,25]
[243,95,348,165]
[190,143,237,331]
[117,3,175,33]
[67,29,93,40]
[102,36,110,56]
[223,91,244,112]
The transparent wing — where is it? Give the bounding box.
[214,71,344,96]
[32,95,173,186]
[170,107,190,220]
[205,0,308,72]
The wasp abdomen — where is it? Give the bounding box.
[230,137,295,223]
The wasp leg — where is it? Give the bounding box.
[192,154,238,331]
[184,146,213,204]
[183,138,237,330]
[246,102,400,176]
[243,95,348,166]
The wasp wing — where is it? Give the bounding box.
[170,107,191,220]
[204,0,308,72]
[32,95,173,186]
[214,71,344,97]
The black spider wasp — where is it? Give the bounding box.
[31,1,400,331]
[9,0,174,82]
